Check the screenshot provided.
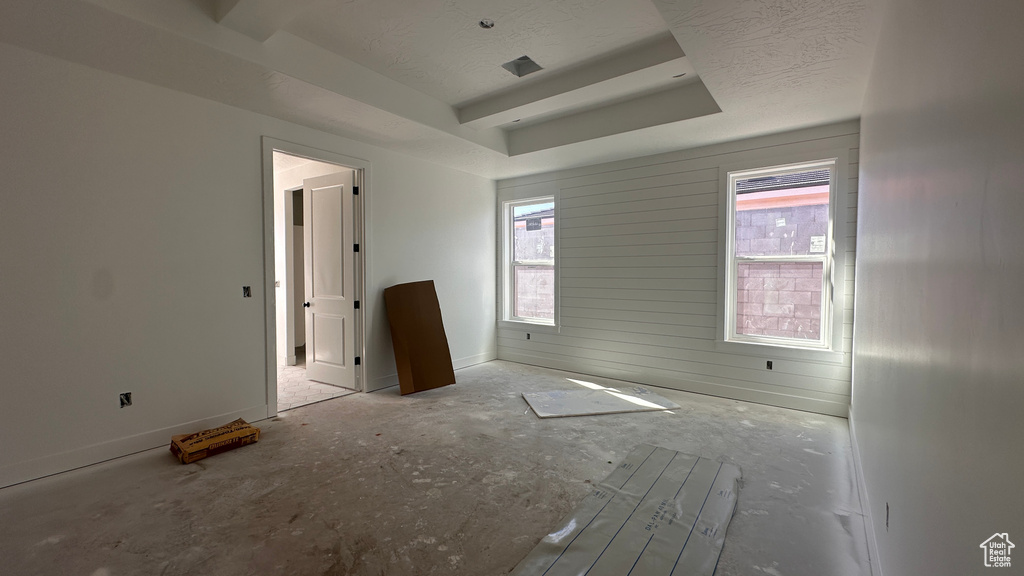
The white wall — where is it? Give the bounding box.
[497,122,859,416]
[852,0,1024,574]
[367,157,499,391]
[0,42,496,487]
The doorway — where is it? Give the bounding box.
[262,139,367,414]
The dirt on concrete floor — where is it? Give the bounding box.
[0,361,870,576]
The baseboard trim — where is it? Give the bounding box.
[367,352,497,393]
[0,404,269,489]
[368,373,399,393]
[849,413,883,576]
[497,350,850,417]
[453,351,497,370]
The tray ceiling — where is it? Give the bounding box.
[0,0,883,179]
[285,0,672,106]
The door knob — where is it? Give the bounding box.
[303,302,311,308]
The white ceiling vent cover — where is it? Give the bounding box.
[502,56,543,78]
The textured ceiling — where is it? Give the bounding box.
[2,0,883,180]
[652,0,877,118]
[284,0,671,105]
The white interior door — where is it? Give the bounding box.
[303,172,355,389]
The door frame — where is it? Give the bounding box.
[283,185,302,367]
[261,137,369,416]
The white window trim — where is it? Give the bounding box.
[715,148,850,363]
[497,185,560,333]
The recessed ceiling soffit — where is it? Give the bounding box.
[1,0,878,179]
[211,0,723,155]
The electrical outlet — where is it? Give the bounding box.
[119,392,132,408]
[526,333,531,340]
[766,360,773,370]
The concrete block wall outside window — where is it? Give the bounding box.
[500,195,558,328]
[511,204,555,320]
[734,203,830,340]
[723,162,840,351]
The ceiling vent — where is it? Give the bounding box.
[502,56,543,78]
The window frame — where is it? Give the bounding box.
[717,150,849,359]
[498,193,559,331]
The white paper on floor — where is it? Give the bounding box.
[522,386,680,418]
[511,444,741,576]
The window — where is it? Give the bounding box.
[725,160,837,349]
[502,197,556,324]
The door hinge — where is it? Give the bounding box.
[353,186,359,195]
[354,243,360,252]
[354,300,360,309]
[354,356,361,365]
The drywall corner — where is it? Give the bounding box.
[849,412,883,576]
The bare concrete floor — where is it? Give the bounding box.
[0,361,871,575]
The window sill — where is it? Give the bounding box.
[714,338,846,364]
[498,319,559,334]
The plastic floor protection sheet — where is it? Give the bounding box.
[522,387,681,418]
[511,444,741,576]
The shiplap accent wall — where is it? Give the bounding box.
[497,122,859,417]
